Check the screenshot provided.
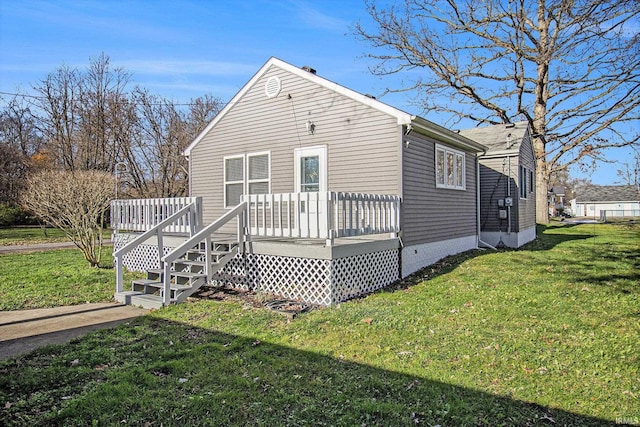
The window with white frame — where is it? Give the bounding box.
[435,144,465,190]
[224,152,270,208]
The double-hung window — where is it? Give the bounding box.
[435,144,465,190]
[224,152,270,208]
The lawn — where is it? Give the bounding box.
[0,250,137,310]
[0,226,112,246]
[0,226,69,245]
[1,223,638,426]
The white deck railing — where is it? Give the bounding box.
[243,192,401,243]
[111,197,201,234]
[114,198,202,295]
[112,192,401,244]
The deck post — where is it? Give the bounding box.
[162,261,171,306]
[204,236,212,282]
[115,255,123,293]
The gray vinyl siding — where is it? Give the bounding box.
[401,132,478,247]
[190,65,402,223]
[479,155,518,233]
[517,132,536,230]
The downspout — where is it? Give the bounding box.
[507,154,512,234]
[477,153,497,250]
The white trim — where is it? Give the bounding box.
[294,145,327,193]
[435,144,466,190]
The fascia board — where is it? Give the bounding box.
[411,117,487,153]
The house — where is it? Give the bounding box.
[548,186,566,216]
[112,57,487,309]
[571,185,640,219]
[459,122,537,248]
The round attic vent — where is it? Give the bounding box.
[265,76,281,98]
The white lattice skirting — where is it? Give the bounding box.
[112,233,176,272]
[213,249,400,306]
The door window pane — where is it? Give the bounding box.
[300,156,319,192]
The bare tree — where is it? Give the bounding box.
[0,96,43,157]
[121,89,221,198]
[356,0,640,222]
[22,170,114,267]
[32,65,81,171]
[0,144,28,204]
[31,54,133,173]
[616,151,640,187]
[77,53,131,172]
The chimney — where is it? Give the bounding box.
[302,66,316,74]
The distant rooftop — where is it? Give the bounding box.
[575,185,639,202]
[459,121,529,152]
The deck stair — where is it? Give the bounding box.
[117,241,238,309]
[114,201,248,310]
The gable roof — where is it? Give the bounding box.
[575,185,640,202]
[184,57,486,156]
[458,122,530,157]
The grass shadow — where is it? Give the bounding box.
[0,316,621,426]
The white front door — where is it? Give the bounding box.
[294,146,327,237]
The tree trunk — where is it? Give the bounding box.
[536,161,550,224]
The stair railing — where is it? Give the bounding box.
[160,201,247,306]
[114,199,202,296]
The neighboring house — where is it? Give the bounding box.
[571,185,640,219]
[112,57,486,309]
[459,122,537,248]
[548,186,566,216]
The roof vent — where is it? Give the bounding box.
[505,123,516,128]
[264,76,281,98]
[302,66,316,74]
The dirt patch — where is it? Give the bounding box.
[192,285,315,319]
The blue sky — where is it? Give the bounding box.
[0,0,636,185]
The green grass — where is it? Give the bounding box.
[0,226,112,246]
[0,227,69,245]
[0,250,138,310]
[1,223,638,426]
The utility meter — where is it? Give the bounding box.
[505,197,513,207]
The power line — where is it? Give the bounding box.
[0,90,227,108]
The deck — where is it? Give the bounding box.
[112,194,402,307]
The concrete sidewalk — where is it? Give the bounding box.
[0,302,147,360]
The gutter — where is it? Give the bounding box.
[409,116,487,153]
